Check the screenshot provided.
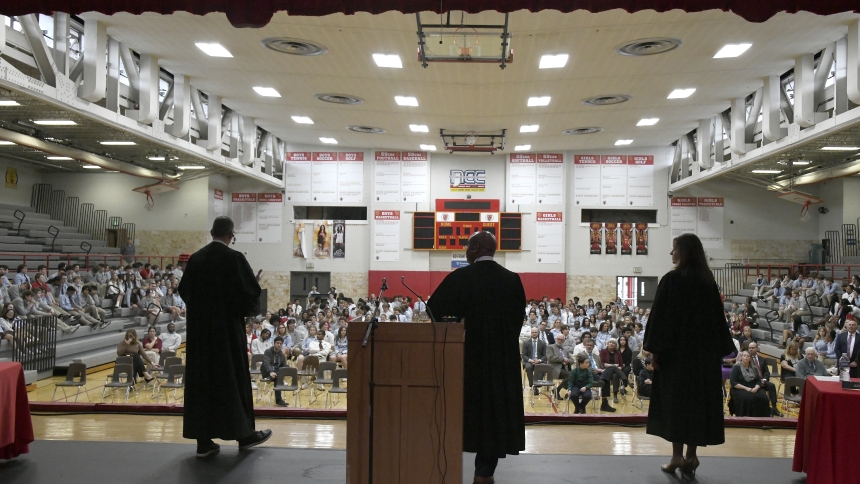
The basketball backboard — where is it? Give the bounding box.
[417,12,513,69]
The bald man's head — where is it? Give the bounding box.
[466,231,497,263]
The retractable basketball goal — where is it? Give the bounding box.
[416,12,513,69]
[439,129,507,154]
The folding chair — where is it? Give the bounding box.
[249,353,266,397]
[327,368,347,408]
[632,377,650,413]
[102,363,138,403]
[154,364,185,404]
[153,356,183,397]
[106,356,134,385]
[269,367,300,407]
[312,362,337,405]
[531,364,555,407]
[52,362,90,402]
[783,376,805,415]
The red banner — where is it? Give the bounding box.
[312,152,337,161]
[698,197,724,207]
[620,223,633,255]
[590,222,603,255]
[374,210,400,220]
[635,223,649,255]
[573,155,599,165]
[232,192,256,202]
[671,197,698,207]
[509,153,536,163]
[214,189,223,200]
[374,151,401,161]
[286,152,311,161]
[536,212,562,222]
[257,193,282,202]
[605,222,618,255]
[338,152,364,161]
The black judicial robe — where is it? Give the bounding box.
[643,269,735,446]
[178,241,261,440]
[427,259,526,456]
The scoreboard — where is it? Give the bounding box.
[412,199,522,251]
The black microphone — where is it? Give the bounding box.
[401,275,436,323]
[381,277,388,292]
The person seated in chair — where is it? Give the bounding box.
[261,336,289,407]
[747,341,782,417]
[546,333,573,399]
[599,338,628,405]
[566,354,594,414]
[637,356,654,399]
[729,351,771,417]
[795,347,828,378]
[579,339,616,413]
[521,327,547,395]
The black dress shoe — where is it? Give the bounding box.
[772,409,783,418]
[238,429,272,450]
[196,441,220,458]
[275,400,289,407]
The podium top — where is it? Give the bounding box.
[347,321,465,344]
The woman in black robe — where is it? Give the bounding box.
[643,233,735,478]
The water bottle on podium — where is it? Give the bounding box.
[839,354,851,382]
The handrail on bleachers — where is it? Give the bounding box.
[0,252,181,271]
[47,225,60,251]
[11,209,25,235]
[743,263,860,282]
[80,241,92,255]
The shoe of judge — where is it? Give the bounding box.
[238,429,272,450]
[196,440,220,458]
[600,398,617,412]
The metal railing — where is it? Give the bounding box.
[0,252,180,270]
[743,263,860,282]
[31,183,135,243]
[11,315,57,373]
[712,263,746,297]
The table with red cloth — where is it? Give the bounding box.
[0,362,34,459]
[792,376,860,483]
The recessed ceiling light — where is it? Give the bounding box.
[751,169,781,174]
[373,53,402,68]
[395,96,418,106]
[253,87,281,97]
[291,116,314,124]
[615,139,633,145]
[147,156,166,161]
[47,156,74,160]
[0,141,15,145]
[637,118,660,126]
[667,88,696,99]
[714,43,752,58]
[195,43,233,57]
[100,141,136,146]
[527,96,551,107]
[409,124,429,132]
[177,165,206,170]
[320,137,338,144]
[34,120,76,125]
[420,144,436,151]
[81,165,101,169]
[821,146,860,151]
[0,100,20,106]
[520,125,539,133]
[515,145,531,151]
[778,160,811,165]
[539,54,568,69]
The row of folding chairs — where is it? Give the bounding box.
[249,354,347,408]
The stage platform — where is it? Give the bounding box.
[0,440,803,484]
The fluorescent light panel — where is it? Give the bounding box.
[751,169,781,174]
[615,139,633,145]
[514,145,531,151]
[147,156,166,161]
[0,100,20,106]
[667,88,696,99]
[291,116,314,124]
[395,96,418,106]
[34,120,76,125]
[319,137,338,144]
[527,96,551,107]
[821,146,860,151]
[373,53,402,68]
[81,165,101,169]
[409,124,429,132]
[177,165,206,170]
[253,86,281,97]
[714,43,752,58]
[195,43,233,57]
[637,118,659,126]
[539,54,568,69]
[520,125,539,133]
[100,141,136,146]
[47,156,74,160]
[420,144,436,151]
[0,141,15,145]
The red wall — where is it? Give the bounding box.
[367,270,566,302]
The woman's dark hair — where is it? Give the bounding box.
[599,322,609,332]
[673,233,715,283]
[269,314,280,325]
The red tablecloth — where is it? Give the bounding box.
[792,377,860,483]
[0,362,34,459]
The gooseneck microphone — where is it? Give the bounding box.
[401,275,436,323]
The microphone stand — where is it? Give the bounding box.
[361,278,387,484]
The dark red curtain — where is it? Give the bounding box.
[6,1,860,28]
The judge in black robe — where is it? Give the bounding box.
[177,216,270,457]
[427,231,526,483]
[644,233,735,477]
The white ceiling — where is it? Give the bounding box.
[82,8,860,153]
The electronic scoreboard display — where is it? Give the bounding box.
[412,199,522,251]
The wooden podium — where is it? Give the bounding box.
[347,322,464,484]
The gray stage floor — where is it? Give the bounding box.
[0,440,805,483]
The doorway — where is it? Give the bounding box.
[290,271,331,307]
[616,276,658,309]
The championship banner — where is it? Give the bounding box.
[605,223,618,255]
[635,223,649,255]
[313,220,331,259]
[620,223,633,255]
[332,220,346,258]
[293,223,307,258]
[589,222,603,255]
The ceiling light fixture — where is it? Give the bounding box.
[539,54,568,69]
[637,118,660,126]
[319,137,338,144]
[395,96,419,106]
[520,125,539,133]
[779,160,811,165]
[0,141,15,145]
[514,145,531,151]
[100,141,136,146]
[420,144,437,151]
[615,139,633,145]
[34,120,76,125]
[253,87,281,97]
[195,43,233,57]
[751,169,781,174]
[47,156,74,160]
[0,100,21,106]
[373,53,402,68]
[821,146,860,151]
[291,116,314,124]
[147,156,166,161]
[409,124,429,132]
[81,165,101,169]
[667,88,696,99]
[527,96,551,107]
[177,165,206,170]
[714,43,752,58]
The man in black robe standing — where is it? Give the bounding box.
[178,216,271,457]
[427,231,526,484]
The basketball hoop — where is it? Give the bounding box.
[800,200,811,222]
[464,131,478,147]
[453,28,479,57]
[143,190,155,211]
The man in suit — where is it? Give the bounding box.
[537,320,553,346]
[261,336,289,407]
[546,333,573,399]
[178,216,269,458]
[795,347,828,378]
[748,341,782,417]
[835,316,860,378]
[522,327,547,395]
